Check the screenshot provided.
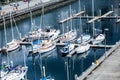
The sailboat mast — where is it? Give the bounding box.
[92,0,95,37]
[3,16,9,65]
[30,10,33,31]
[41,5,45,29]
[70,4,72,30]
[61,12,64,34]
[79,0,83,42]
[10,12,14,40]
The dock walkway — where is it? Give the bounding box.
[0,0,77,26]
[75,41,120,80]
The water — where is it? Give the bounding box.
[1,0,120,80]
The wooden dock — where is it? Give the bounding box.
[75,41,120,80]
[59,11,85,23]
[88,11,114,23]
[74,16,120,19]
[90,44,113,48]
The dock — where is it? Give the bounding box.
[90,44,113,48]
[75,41,120,80]
[59,11,85,23]
[74,16,120,19]
[0,0,77,26]
[88,11,114,23]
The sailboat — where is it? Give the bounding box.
[27,11,40,41]
[60,11,77,42]
[38,5,60,41]
[29,39,56,54]
[38,26,60,40]
[60,30,77,43]
[1,65,28,80]
[77,0,91,44]
[91,0,105,45]
[92,34,105,44]
[29,5,57,54]
[38,40,56,53]
[1,16,28,80]
[1,13,20,53]
[60,42,75,57]
[75,0,90,54]
[75,43,90,54]
[77,34,91,43]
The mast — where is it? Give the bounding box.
[61,12,64,34]
[92,0,95,37]
[12,16,21,39]
[30,10,33,31]
[79,0,83,43]
[3,16,9,65]
[69,4,72,30]
[10,12,14,40]
[41,5,45,29]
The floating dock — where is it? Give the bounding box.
[59,11,85,23]
[88,11,114,23]
[75,41,120,80]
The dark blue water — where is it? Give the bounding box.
[1,0,120,80]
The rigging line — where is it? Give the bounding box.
[12,15,21,39]
[10,12,14,40]
[92,0,95,37]
[30,10,33,31]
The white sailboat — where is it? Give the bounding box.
[1,14,20,53]
[92,34,105,44]
[91,0,105,44]
[60,30,77,42]
[77,34,91,43]
[1,16,28,80]
[77,0,91,44]
[1,65,28,80]
[1,51,28,80]
[28,11,40,41]
[75,0,90,54]
[75,43,90,54]
[60,5,77,43]
[38,5,60,41]
[30,40,56,54]
[39,40,56,53]
[38,27,60,40]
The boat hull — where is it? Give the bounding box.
[76,44,90,54]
